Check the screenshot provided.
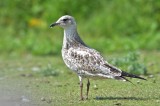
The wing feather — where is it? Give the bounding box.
[64,47,122,78]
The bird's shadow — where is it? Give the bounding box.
[94,96,149,101]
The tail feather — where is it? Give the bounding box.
[121,71,146,80]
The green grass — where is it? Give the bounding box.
[0,51,160,106]
[1,1,160,105]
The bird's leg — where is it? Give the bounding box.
[80,81,83,100]
[79,76,84,100]
[86,79,90,99]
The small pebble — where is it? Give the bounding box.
[148,75,154,78]
[41,97,46,101]
[137,80,140,84]
[32,67,40,72]
[93,84,98,90]
[114,103,121,106]
[21,96,30,102]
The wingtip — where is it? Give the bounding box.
[121,71,147,81]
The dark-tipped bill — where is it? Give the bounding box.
[50,23,59,28]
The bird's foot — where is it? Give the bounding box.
[79,96,89,101]
[85,96,88,100]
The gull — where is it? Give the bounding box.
[50,15,146,100]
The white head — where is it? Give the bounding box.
[50,15,77,29]
[50,15,86,46]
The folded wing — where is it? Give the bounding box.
[66,47,122,79]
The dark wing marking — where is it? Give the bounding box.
[67,47,123,78]
[121,71,146,80]
[103,63,122,76]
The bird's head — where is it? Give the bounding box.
[50,15,76,29]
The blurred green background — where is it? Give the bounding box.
[1,0,160,56]
[1,1,160,105]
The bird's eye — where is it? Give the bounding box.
[63,19,68,21]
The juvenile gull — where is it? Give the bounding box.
[50,15,146,100]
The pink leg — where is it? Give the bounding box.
[79,76,84,100]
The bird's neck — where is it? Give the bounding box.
[63,26,86,49]
[64,26,78,41]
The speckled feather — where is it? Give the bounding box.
[62,40,123,80]
[53,15,126,80]
[50,15,146,100]
[50,15,146,81]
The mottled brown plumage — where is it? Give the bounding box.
[50,15,146,100]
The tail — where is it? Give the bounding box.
[121,71,146,80]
